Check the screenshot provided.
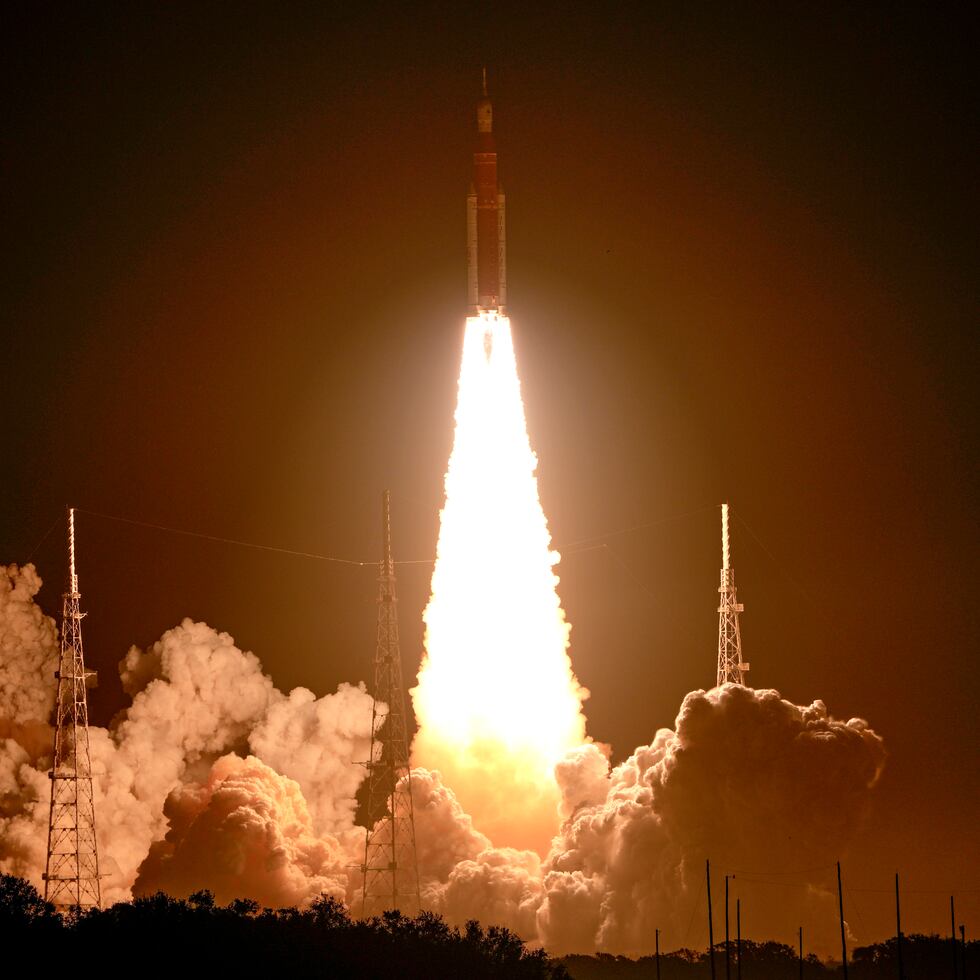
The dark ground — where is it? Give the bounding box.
[4,874,973,979]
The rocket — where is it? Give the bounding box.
[467,70,506,314]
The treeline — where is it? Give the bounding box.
[561,934,977,979]
[0,875,567,979]
[3,875,972,979]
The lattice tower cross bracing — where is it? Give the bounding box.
[361,490,421,916]
[43,507,102,909]
[717,503,750,687]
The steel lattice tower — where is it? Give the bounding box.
[43,507,102,909]
[716,503,750,687]
[361,490,421,917]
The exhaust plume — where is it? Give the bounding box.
[411,312,589,852]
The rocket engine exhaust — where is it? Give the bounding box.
[412,73,587,854]
[410,312,589,854]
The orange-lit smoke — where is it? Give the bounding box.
[411,312,589,853]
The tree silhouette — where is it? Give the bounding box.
[0,875,568,979]
[3,876,975,979]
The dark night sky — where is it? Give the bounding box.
[2,3,976,942]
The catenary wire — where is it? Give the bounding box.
[26,512,66,563]
[67,503,720,571]
[75,508,433,567]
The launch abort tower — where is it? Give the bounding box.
[467,69,506,313]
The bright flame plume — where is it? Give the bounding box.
[411,312,588,853]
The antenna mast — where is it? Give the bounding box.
[43,507,102,909]
[361,490,421,916]
[716,503,749,686]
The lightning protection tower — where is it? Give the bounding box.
[361,490,421,917]
[44,507,102,909]
[716,503,749,687]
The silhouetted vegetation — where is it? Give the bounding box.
[4,874,974,979]
[560,933,977,979]
[0,874,567,979]
[562,943,820,980]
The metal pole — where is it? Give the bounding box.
[895,873,904,980]
[655,927,661,980]
[837,861,849,980]
[707,860,716,980]
[736,899,742,980]
[799,925,804,980]
[951,895,957,980]
[725,875,731,980]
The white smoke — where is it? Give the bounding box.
[537,684,886,954]
[411,767,491,883]
[0,564,58,880]
[0,735,49,881]
[0,564,58,725]
[86,619,282,899]
[248,683,373,838]
[0,575,375,905]
[134,753,352,907]
[412,684,885,956]
[0,564,885,955]
[110,622,374,904]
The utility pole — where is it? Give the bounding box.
[799,926,804,980]
[655,927,661,980]
[361,491,421,917]
[43,507,102,909]
[951,896,957,980]
[716,504,749,686]
[895,872,904,980]
[725,874,732,980]
[837,861,849,980]
[707,860,717,980]
[736,899,742,980]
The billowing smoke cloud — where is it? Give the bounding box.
[0,575,375,906]
[248,682,373,839]
[0,564,885,955]
[94,619,282,896]
[407,767,544,937]
[415,684,885,956]
[0,565,58,880]
[537,685,886,954]
[0,564,58,725]
[411,767,491,883]
[134,754,351,907]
